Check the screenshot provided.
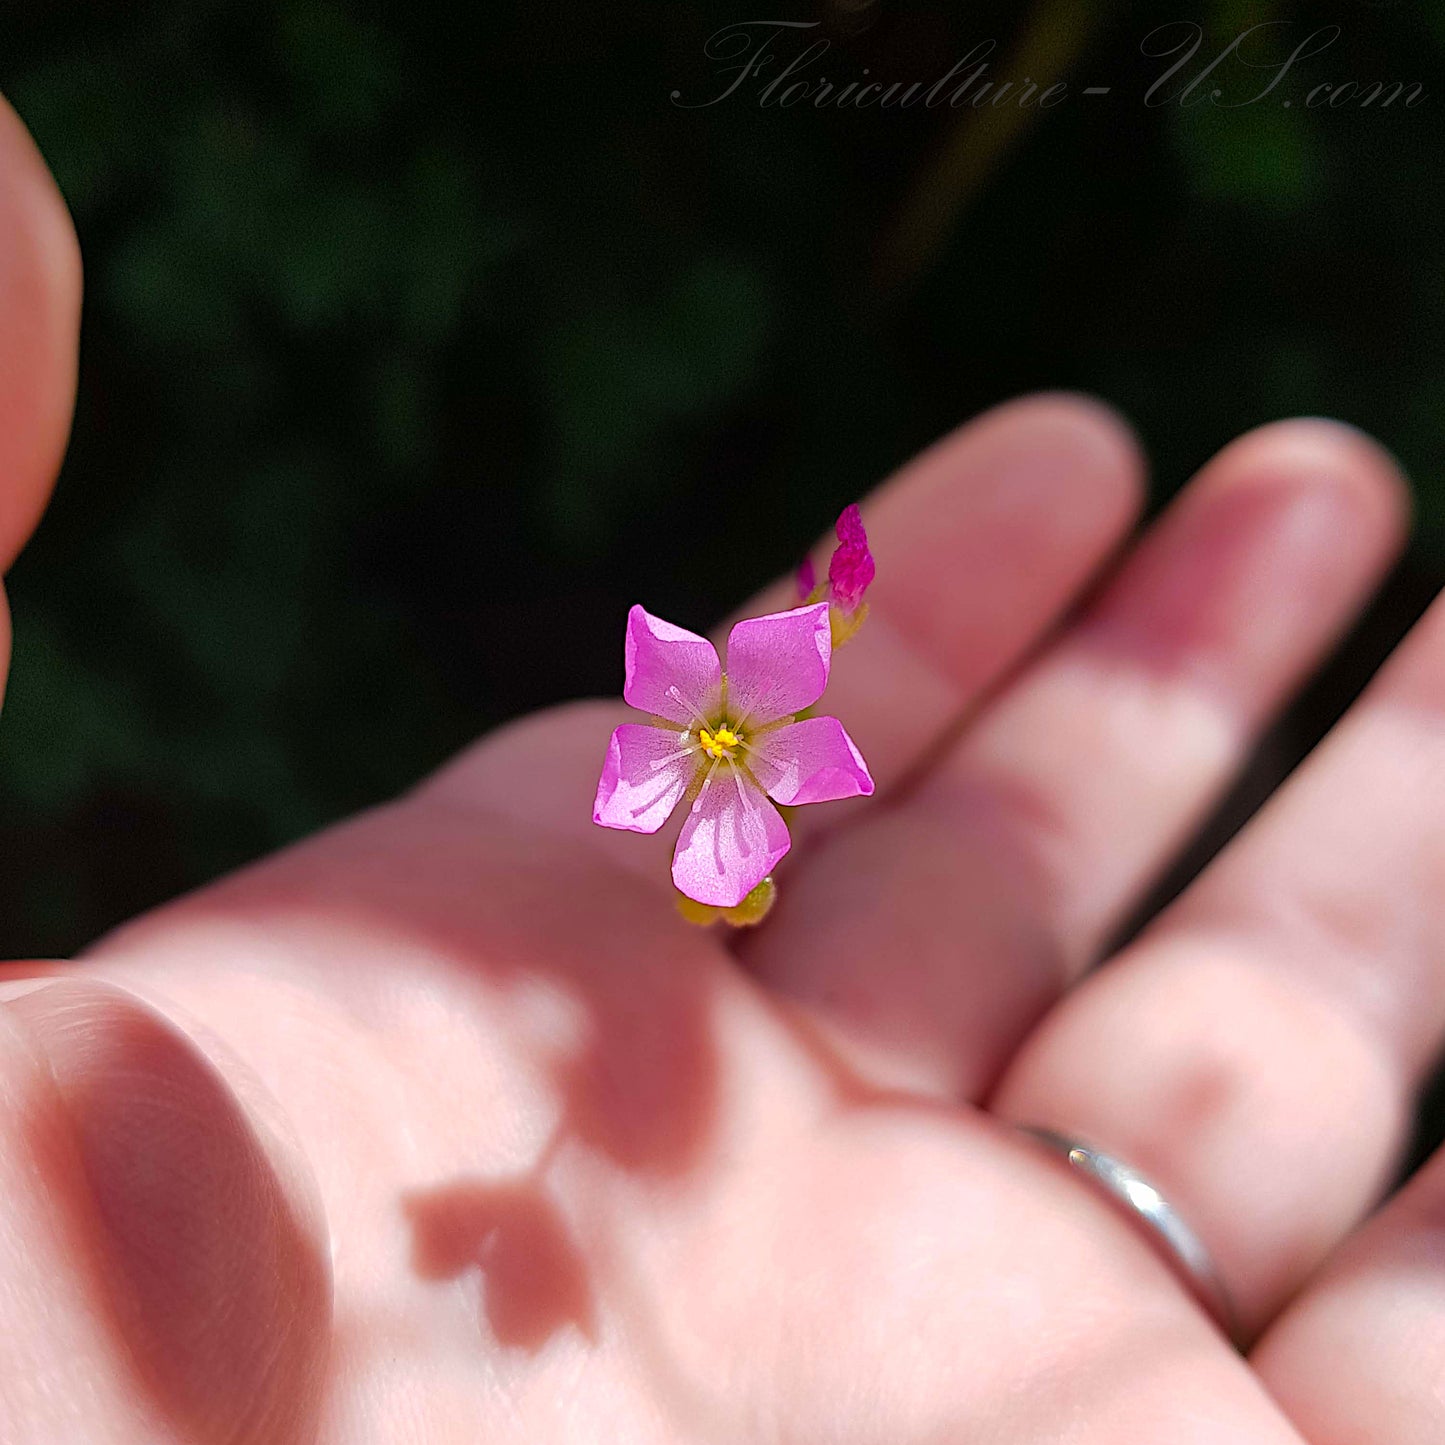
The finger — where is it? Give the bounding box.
[729,391,1144,811]
[0,977,331,1445]
[1251,1137,1445,1445]
[991,589,1445,1335]
[0,989,157,1444]
[432,393,1144,881]
[0,94,81,570]
[745,420,1407,1095]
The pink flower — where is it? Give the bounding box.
[593,603,874,907]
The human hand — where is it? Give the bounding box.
[0,100,1440,1445]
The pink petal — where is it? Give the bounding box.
[671,764,790,907]
[827,503,875,612]
[623,605,723,726]
[592,724,695,833]
[723,603,831,728]
[747,715,875,806]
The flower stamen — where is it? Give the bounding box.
[667,684,714,732]
[692,754,724,812]
[646,739,697,771]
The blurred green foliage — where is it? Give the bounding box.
[0,1,1440,956]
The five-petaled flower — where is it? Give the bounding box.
[592,603,874,908]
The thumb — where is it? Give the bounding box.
[0,976,331,1445]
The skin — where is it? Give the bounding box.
[0,96,1441,1445]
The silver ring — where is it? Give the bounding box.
[1018,1127,1240,1344]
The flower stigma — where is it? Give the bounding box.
[698,724,742,761]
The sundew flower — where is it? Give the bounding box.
[593,601,874,910]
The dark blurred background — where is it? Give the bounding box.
[0,0,1441,968]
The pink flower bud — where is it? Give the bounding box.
[827,504,875,613]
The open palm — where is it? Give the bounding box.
[2,101,1441,1445]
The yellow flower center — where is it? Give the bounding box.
[698,724,742,760]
